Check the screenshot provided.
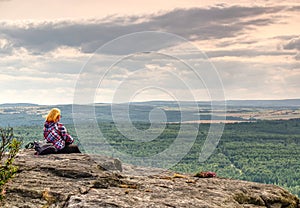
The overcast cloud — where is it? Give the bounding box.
[0,1,299,104]
[0,6,289,54]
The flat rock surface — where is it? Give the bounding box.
[1,149,299,208]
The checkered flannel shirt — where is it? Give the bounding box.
[43,121,74,150]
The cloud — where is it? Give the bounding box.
[212,59,300,100]
[0,5,286,55]
[286,5,300,12]
[206,49,295,58]
[283,36,300,50]
[282,36,300,60]
[0,38,13,54]
[1,3,299,104]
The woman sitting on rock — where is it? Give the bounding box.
[43,108,81,154]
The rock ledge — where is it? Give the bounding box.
[1,149,299,208]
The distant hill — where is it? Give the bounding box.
[0,103,39,107]
[129,99,300,107]
[1,99,300,127]
[225,99,300,107]
[1,99,300,108]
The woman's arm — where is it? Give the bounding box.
[57,123,74,144]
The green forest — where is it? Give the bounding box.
[13,118,300,197]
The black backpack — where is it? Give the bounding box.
[25,140,57,155]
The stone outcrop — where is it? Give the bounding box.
[1,149,299,208]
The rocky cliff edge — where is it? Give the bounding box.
[1,149,299,208]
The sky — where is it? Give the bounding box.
[0,0,300,104]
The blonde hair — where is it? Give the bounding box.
[45,108,61,122]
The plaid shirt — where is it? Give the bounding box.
[43,121,74,150]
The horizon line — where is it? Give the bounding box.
[1,98,300,106]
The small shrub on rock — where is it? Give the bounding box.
[0,127,22,200]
